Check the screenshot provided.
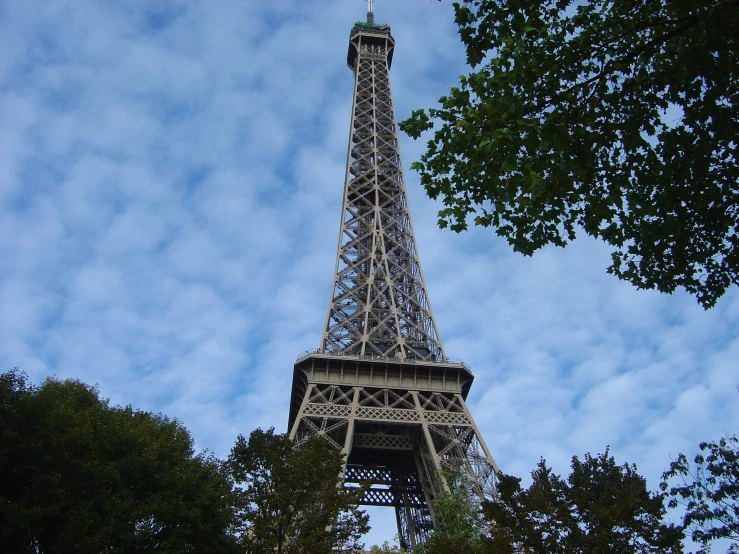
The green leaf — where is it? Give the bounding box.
[501,159,517,173]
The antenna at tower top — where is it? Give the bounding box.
[367,0,375,24]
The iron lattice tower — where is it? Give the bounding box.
[288,9,499,550]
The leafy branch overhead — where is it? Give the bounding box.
[400,0,738,307]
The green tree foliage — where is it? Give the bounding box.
[228,428,369,554]
[0,369,237,553]
[662,435,739,553]
[482,450,684,553]
[368,539,406,553]
[400,0,739,308]
[417,467,486,554]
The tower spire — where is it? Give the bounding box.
[367,0,375,25]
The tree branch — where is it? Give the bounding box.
[523,15,700,118]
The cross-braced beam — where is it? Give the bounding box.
[288,358,499,550]
[320,19,444,364]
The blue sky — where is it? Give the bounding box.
[1,0,737,547]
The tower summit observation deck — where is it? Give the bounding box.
[287,5,499,549]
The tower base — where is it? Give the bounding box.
[288,353,498,549]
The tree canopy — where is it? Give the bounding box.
[0,369,238,554]
[228,428,369,554]
[662,435,739,553]
[481,450,684,553]
[400,0,738,308]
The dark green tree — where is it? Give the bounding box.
[481,450,684,553]
[400,0,739,308]
[0,369,238,553]
[228,428,369,554]
[662,435,739,553]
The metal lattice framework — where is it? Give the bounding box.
[288,369,499,550]
[320,16,443,363]
[287,11,499,551]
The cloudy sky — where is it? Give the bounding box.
[2,0,737,546]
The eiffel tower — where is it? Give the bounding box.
[287,4,499,549]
